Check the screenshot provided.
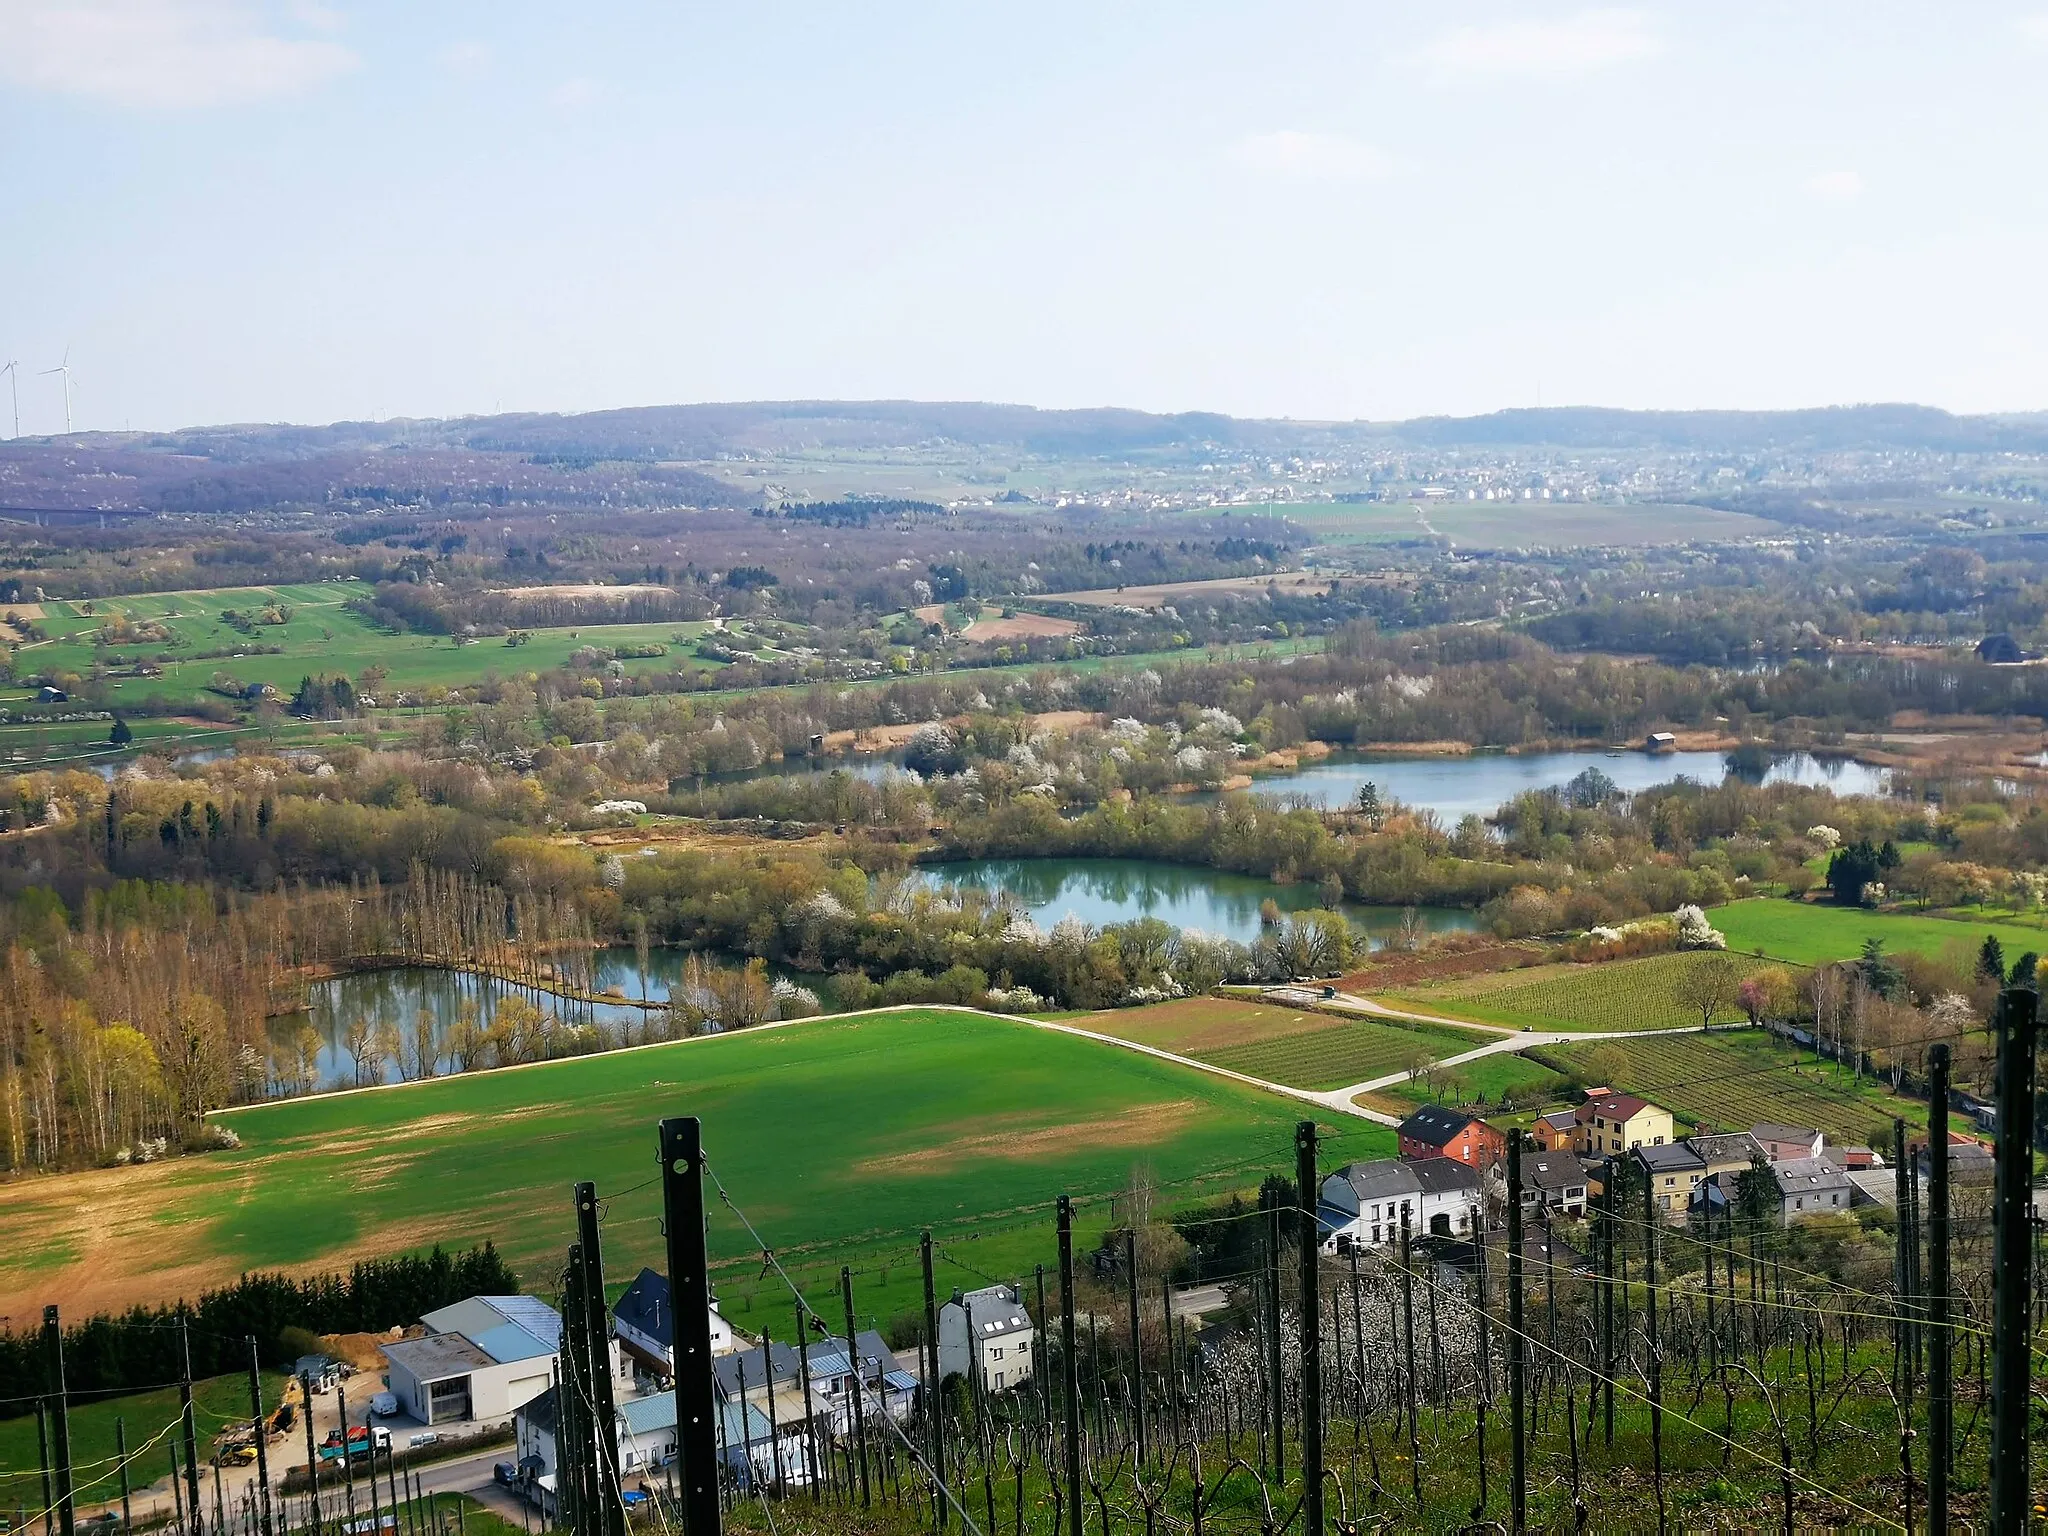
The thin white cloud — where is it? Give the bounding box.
[443,39,492,76]
[549,75,603,110]
[1805,169,1864,203]
[2020,13,2048,44]
[0,0,355,108]
[1227,130,1394,183]
[1415,9,1662,82]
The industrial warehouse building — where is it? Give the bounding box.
[383,1295,565,1425]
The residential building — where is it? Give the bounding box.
[1635,1142,1708,1217]
[1396,1104,1507,1170]
[1520,1152,1588,1216]
[515,1388,806,1508]
[611,1267,735,1380]
[1531,1110,1578,1153]
[1846,1169,1898,1208]
[1769,1157,1853,1222]
[1320,1157,1481,1249]
[1689,1132,1765,1188]
[1750,1124,1824,1162]
[1917,1138,1996,1185]
[385,1295,575,1425]
[938,1285,1035,1394]
[1574,1092,1674,1157]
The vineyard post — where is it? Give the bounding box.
[179,1317,203,1536]
[1125,1226,1145,1466]
[1600,1185,1614,1446]
[921,1231,945,1527]
[1295,1121,1324,1536]
[1058,1196,1082,1536]
[1507,1133,1526,1536]
[42,1310,74,1536]
[1399,1204,1421,1513]
[299,1373,320,1536]
[1988,985,2038,1531]
[1642,1162,1665,1536]
[245,1337,273,1536]
[1927,1042,1952,1534]
[1892,1118,1909,1405]
[839,1267,870,1510]
[1265,1193,1285,1483]
[116,1417,131,1536]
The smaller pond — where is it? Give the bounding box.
[1188,748,1889,822]
[913,857,1479,950]
[282,949,840,1089]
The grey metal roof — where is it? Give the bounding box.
[955,1285,1033,1337]
[1771,1156,1851,1195]
[1524,1154,1587,1191]
[1688,1132,1763,1166]
[1410,1158,1480,1196]
[1336,1160,1421,1204]
[1634,1142,1706,1174]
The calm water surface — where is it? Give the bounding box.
[914,857,1478,949]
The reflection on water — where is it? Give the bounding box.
[913,857,1478,950]
[282,949,835,1089]
[1185,749,1888,822]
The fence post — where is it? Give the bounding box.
[574,1183,626,1536]
[1601,1185,1615,1447]
[1926,1042,1952,1535]
[920,1231,945,1526]
[1507,1134,1526,1536]
[1295,1121,1323,1536]
[40,1312,73,1536]
[1057,1196,1081,1536]
[658,1117,722,1536]
[796,1304,819,1505]
[1988,985,2038,1531]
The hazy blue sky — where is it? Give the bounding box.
[2,3,2046,433]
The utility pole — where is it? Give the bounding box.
[920,1231,945,1525]
[1295,1121,1323,1536]
[115,1417,131,1536]
[42,1309,74,1536]
[1265,1192,1284,1482]
[1057,1196,1081,1536]
[658,1117,721,1536]
[299,1373,321,1536]
[1988,986,2038,1531]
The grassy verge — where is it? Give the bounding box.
[1713,896,2048,968]
[1387,951,1778,1033]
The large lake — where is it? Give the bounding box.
[913,857,1478,949]
[1188,748,1887,823]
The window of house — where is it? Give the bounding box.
[990,1347,1003,1361]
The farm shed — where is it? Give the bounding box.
[388,1294,567,1424]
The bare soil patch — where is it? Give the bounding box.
[1,602,45,621]
[1076,998,1329,1055]
[857,1099,1199,1174]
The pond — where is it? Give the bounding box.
[912,857,1479,950]
[1189,748,1889,823]
[280,949,840,1089]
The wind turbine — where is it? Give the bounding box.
[41,348,73,433]
[0,360,18,438]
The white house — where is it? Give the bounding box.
[385,1295,578,1425]
[1320,1157,1482,1249]
[611,1267,735,1380]
[937,1285,1035,1394]
[514,1387,811,1508]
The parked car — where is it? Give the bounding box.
[492,1463,519,1487]
[408,1433,437,1449]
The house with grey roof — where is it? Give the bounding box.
[1634,1142,1708,1219]
[1770,1156,1853,1223]
[939,1284,1035,1394]
[1320,1157,1482,1250]
[612,1266,736,1379]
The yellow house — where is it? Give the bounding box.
[1574,1091,1675,1156]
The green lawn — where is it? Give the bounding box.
[1388,951,1777,1033]
[1533,1029,1931,1146]
[0,1009,1349,1338]
[1713,897,2048,968]
[1193,1016,1480,1090]
[1373,1050,1572,1112]
[5,581,721,711]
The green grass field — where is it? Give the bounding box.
[0,1371,258,1510]
[4,581,721,711]
[1369,1050,1572,1112]
[1192,1016,1480,1090]
[1534,1029,1929,1146]
[0,1009,1347,1338]
[1388,951,1777,1033]
[1713,897,2048,968]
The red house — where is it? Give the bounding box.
[1397,1104,1508,1171]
